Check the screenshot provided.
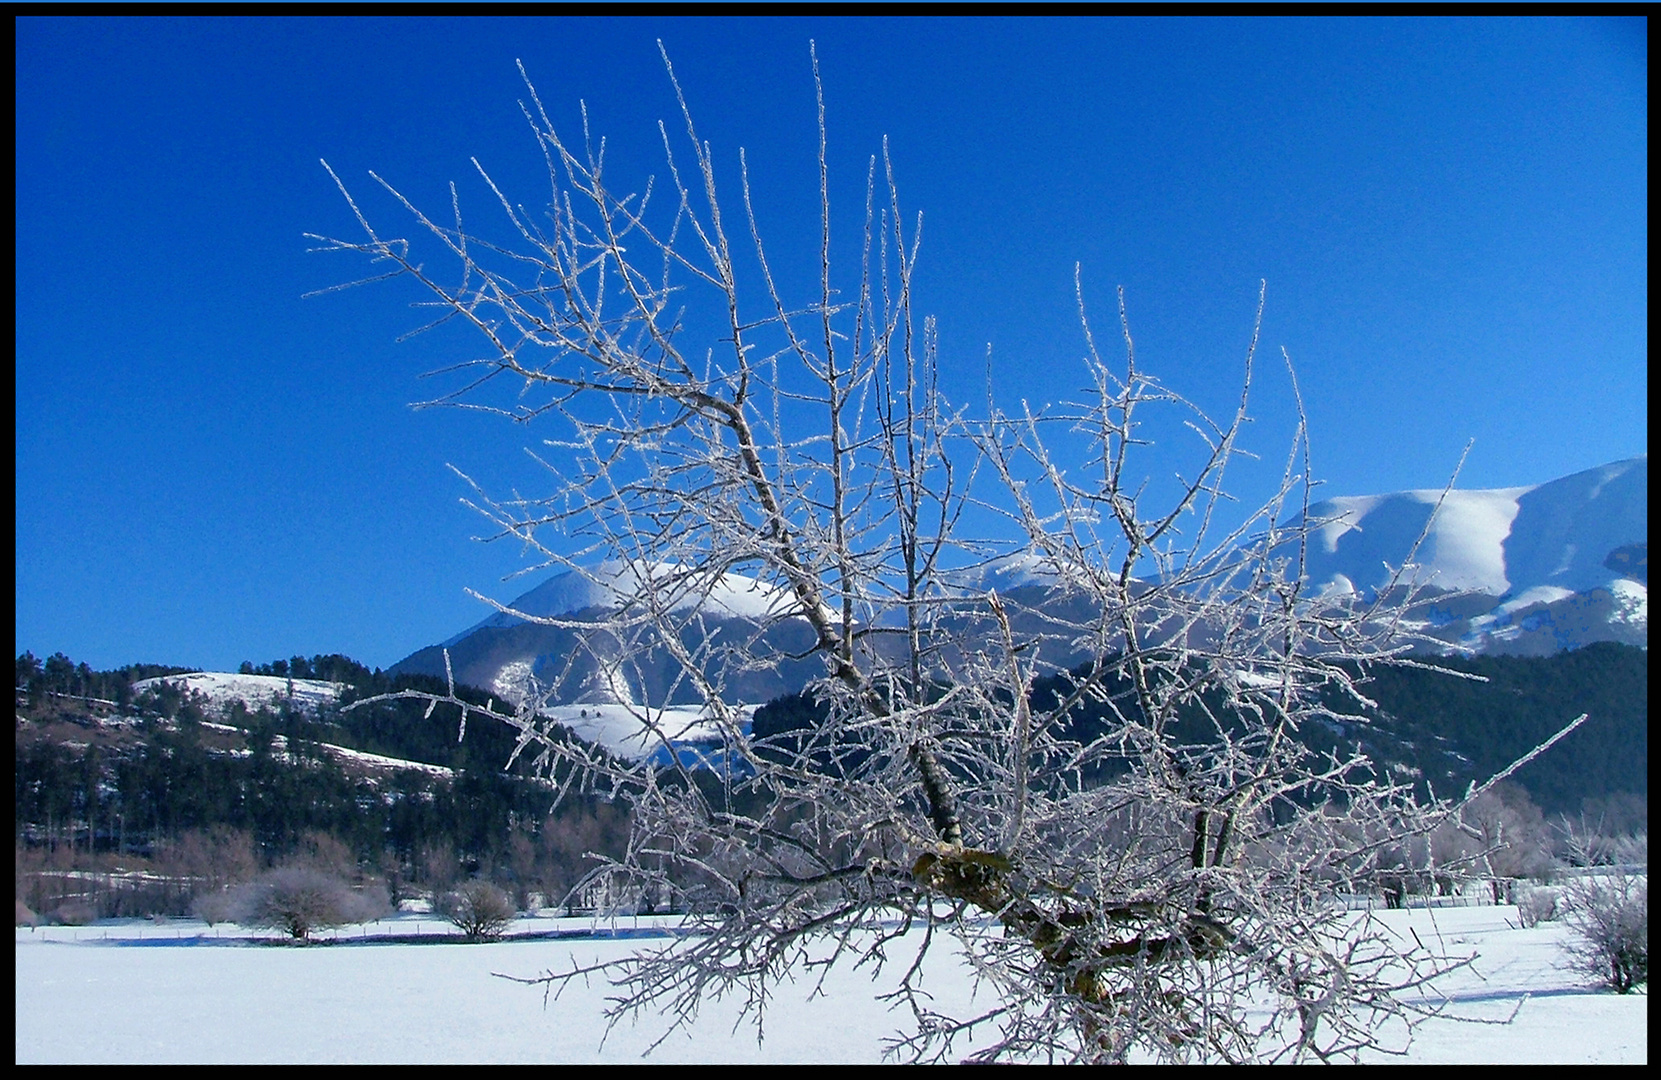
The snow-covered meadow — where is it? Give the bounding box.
[16,905,1645,1063]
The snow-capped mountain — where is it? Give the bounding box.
[1302,457,1645,598]
[1298,456,1645,655]
[442,560,821,647]
[399,458,1646,711]
[396,563,827,717]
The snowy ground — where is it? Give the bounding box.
[16,906,1645,1063]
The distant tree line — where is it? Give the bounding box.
[236,652,377,685]
[15,644,1646,926]
[15,651,196,716]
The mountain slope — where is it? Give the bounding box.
[1302,456,1646,600]
[442,561,823,647]
[1298,456,1646,655]
[399,458,1647,707]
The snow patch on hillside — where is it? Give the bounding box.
[491,660,536,704]
[1493,585,1577,616]
[132,672,345,715]
[539,702,752,762]
[1605,577,1648,630]
[317,741,454,779]
[1302,457,1645,601]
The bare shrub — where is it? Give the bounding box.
[157,826,261,898]
[1465,783,1556,886]
[233,867,387,941]
[1556,810,1647,869]
[438,879,517,941]
[417,840,460,893]
[191,886,240,926]
[1576,793,1648,843]
[289,830,360,880]
[534,805,631,914]
[1562,869,1648,993]
[1515,885,1561,928]
[16,899,40,927]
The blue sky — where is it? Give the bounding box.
[16,16,1647,673]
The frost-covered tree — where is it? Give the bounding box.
[317,45,1584,1063]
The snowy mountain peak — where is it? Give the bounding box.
[1302,456,1646,600]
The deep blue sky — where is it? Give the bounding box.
[16,16,1647,673]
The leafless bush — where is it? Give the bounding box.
[1613,832,1650,867]
[233,867,387,941]
[1461,783,1557,885]
[1576,793,1648,844]
[528,805,632,914]
[1558,827,1648,993]
[16,899,40,927]
[417,840,460,893]
[154,826,261,898]
[1563,871,1648,993]
[1515,885,1561,928]
[320,46,1586,1062]
[1558,810,1648,873]
[438,879,517,940]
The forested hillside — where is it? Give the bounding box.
[1346,641,1647,814]
[15,651,631,921]
[15,643,1646,924]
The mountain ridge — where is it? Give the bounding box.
[1303,456,1646,599]
[395,457,1647,698]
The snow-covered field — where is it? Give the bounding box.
[15,906,1645,1063]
